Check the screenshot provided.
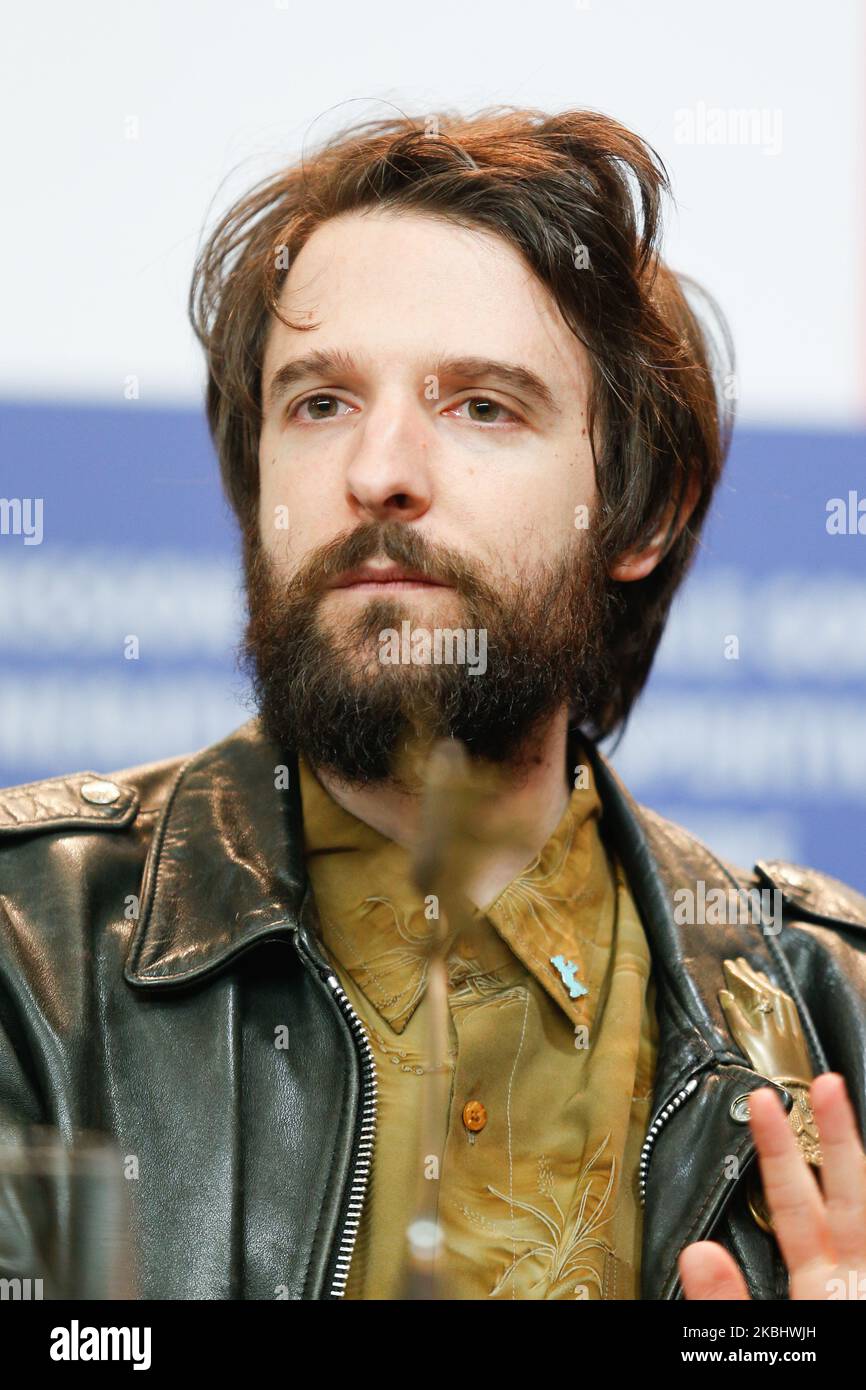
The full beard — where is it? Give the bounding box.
[238,518,619,787]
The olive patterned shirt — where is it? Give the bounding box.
[299,749,658,1300]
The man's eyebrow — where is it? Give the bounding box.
[264,349,359,412]
[264,349,561,415]
[432,355,561,415]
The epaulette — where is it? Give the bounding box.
[0,772,139,837]
[755,858,866,931]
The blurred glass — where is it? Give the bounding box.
[0,1126,138,1300]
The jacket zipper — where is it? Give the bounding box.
[322,972,379,1299]
[638,1075,699,1206]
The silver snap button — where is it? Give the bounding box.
[80,779,121,806]
[730,1093,752,1123]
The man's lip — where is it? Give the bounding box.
[328,566,448,589]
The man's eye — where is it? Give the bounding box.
[287,393,519,425]
[290,394,353,422]
[450,397,519,425]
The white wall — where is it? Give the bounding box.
[1,0,863,425]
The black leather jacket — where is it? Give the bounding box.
[1,717,865,1300]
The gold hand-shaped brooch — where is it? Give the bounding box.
[719,956,821,1233]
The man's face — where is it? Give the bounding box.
[243,207,615,783]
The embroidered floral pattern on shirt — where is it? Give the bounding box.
[462,1137,617,1299]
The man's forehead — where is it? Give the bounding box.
[268,212,576,336]
[260,212,589,408]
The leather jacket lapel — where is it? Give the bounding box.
[125,720,307,987]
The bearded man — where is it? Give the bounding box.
[1,108,865,1303]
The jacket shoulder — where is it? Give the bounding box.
[753,857,866,932]
[636,803,866,932]
[0,749,191,840]
[0,751,193,1000]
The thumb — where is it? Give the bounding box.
[678,1240,752,1300]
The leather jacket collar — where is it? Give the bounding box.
[124,719,309,988]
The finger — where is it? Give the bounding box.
[737,958,770,995]
[741,960,771,995]
[749,1086,832,1275]
[725,958,758,996]
[809,1072,866,1268]
[781,992,801,1035]
[719,989,753,1041]
[678,1241,751,1300]
[736,968,781,1025]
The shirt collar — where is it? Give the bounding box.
[298,738,615,1033]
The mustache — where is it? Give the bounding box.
[283,520,496,606]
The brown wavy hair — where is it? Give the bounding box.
[188,106,734,742]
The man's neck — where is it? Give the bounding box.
[309,706,573,910]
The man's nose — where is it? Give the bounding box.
[344,396,433,524]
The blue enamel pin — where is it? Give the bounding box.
[550,954,588,1000]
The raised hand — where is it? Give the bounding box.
[679,1073,866,1300]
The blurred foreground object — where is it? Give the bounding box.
[0,1127,137,1299]
[402,735,535,1298]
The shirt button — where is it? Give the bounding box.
[462,1100,487,1133]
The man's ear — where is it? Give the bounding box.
[608,469,701,583]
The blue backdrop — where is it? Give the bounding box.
[1,400,863,889]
